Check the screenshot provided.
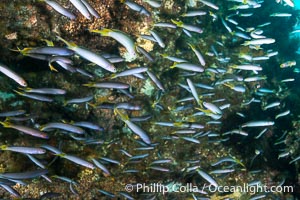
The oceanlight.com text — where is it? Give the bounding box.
[125,183,293,195]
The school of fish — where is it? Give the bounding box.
[0,0,298,199]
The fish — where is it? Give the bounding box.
[223,83,246,93]
[230,64,262,71]
[119,191,135,200]
[40,122,85,134]
[136,46,154,62]
[242,38,276,46]
[171,19,203,34]
[0,121,49,139]
[43,0,76,19]
[147,71,165,91]
[188,43,206,66]
[123,0,150,16]
[19,87,66,95]
[223,129,248,136]
[115,109,151,144]
[244,76,267,82]
[129,153,149,160]
[187,78,201,105]
[14,90,54,102]
[65,95,94,105]
[275,110,290,119]
[161,54,188,62]
[40,144,62,154]
[198,0,219,10]
[282,0,294,7]
[0,145,46,154]
[149,166,170,172]
[154,22,177,29]
[170,62,204,72]
[221,17,232,33]
[0,169,48,179]
[211,156,244,167]
[57,36,116,72]
[0,0,296,198]
[100,157,121,165]
[83,81,130,89]
[280,60,296,68]
[150,159,172,165]
[98,189,115,198]
[111,67,148,79]
[69,0,91,19]
[270,13,292,17]
[72,121,104,131]
[242,121,275,128]
[262,101,280,110]
[80,0,100,18]
[48,56,73,71]
[0,110,26,117]
[56,153,95,169]
[181,136,200,144]
[209,169,235,174]
[197,169,218,187]
[203,102,222,115]
[154,122,204,129]
[255,128,268,139]
[17,46,74,57]
[52,175,78,185]
[0,184,21,197]
[182,10,207,17]
[149,30,165,48]
[0,63,27,87]
[26,154,46,169]
[90,29,137,61]
[143,0,161,8]
[92,159,111,175]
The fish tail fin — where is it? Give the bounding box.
[55,153,66,158]
[187,43,195,50]
[0,121,11,128]
[82,83,94,87]
[48,63,58,72]
[0,145,7,150]
[13,90,24,96]
[110,74,117,79]
[10,47,32,56]
[41,39,54,46]
[89,29,111,36]
[171,19,182,27]
[87,102,97,108]
[241,41,249,46]
[56,36,76,48]
[170,62,178,69]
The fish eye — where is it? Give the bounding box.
[22,80,28,87]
